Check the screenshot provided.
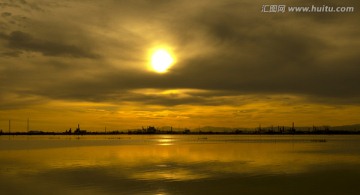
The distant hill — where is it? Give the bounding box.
[158,124,360,132]
[330,124,360,131]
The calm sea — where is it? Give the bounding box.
[1,135,360,195]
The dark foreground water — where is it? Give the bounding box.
[1,135,360,195]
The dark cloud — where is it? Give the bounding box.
[0,3,19,9]
[0,31,99,58]
[0,0,43,11]
[0,50,22,57]
[1,12,12,17]
[0,0,359,109]
[0,93,46,110]
[158,1,360,103]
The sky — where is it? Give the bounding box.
[0,0,359,131]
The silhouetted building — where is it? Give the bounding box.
[290,122,296,133]
[64,128,72,134]
[28,130,44,134]
[74,124,86,134]
[146,126,157,134]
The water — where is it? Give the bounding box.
[1,135,360,194]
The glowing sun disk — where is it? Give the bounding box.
[151,49,174,73]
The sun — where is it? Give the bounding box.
[150,49,174,73]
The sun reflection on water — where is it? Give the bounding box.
[156,135,176,146]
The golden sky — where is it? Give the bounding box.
[0,0,359,131]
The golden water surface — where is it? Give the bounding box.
[1,135,360,194]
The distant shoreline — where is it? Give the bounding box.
[1,130,360,136]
